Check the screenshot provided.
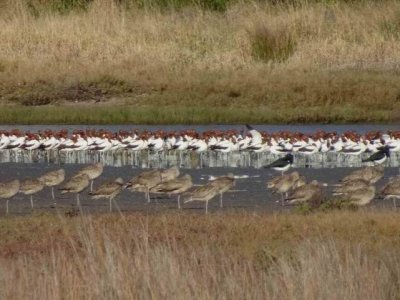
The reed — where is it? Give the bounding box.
[1,0,400,123]
[0,211,399,299]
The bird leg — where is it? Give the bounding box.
[6,199,9,214]
[205,200,208,215]
[393,197,397,210]
[220,193,223,208]
[51,186,55,200]
[77,193,80,207]
[109,198,112,212]
[30,195,34,209]
[90,180,94,192]
[280,193,284,206]
[177,195,181,209]
[147,187,150,203]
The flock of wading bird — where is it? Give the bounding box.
[0,143,398,214]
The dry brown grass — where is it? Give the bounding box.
[1,0,400,123]
[0,211,400,299]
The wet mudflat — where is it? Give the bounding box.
[0,163,398,216]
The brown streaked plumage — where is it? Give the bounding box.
[184,184,219,214]
[89,177,124,212]
[267,171,306,206]
[125,169,162,202]
[285,180,324,207]
[20,179,45,209]
[209,173,235,208]
[380,176,400,208]
[76,163,104,191]
[343,185,376,206]
[160,166,180,182]
[332,179,370,195]
[340,165,384,184]
[59,174,90,206]
[150,174,192,209]
[38,168,65,200]
[0,179,19,214]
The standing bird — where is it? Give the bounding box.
[208,173,235,208]
[362,145,390,165]
[76,163,104,192]
[161,166,180,182]
[89,177,124,212]
[184,184,219,214]
[125,169,162,202]
[37,169,65,200]
[341,186,376,206]
[0,179,20,214]
[59,174,90,207]
[267,171,306,206]
[264,154,294,175]
[20,179,45,209]
[150,174,193,209]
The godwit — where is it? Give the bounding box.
[340,165,384,184]
[208,173,235,208]
[125,169,162,202]
[264,154,294,175]
[267,171,306,205]
[59,174,90,207]
[38,168,65,200]
[161,166,180,182]
[89,177,124,212]
[285,180,324,207]
[150,174,192,209]
[184,184,219,214]
[332,179,370,195]
[76,163,104,191]
[0,179,19,214]
[20,179,45,209]
[341,186,376,206]
[379,176,400,208]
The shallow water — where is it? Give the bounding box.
[0,163,398,216]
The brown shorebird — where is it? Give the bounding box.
[209,173,235,208]
[20,179,45,209]
[161,166,180,182]
[267,171,306,206]
[38,168,65,200]
[341,185,376,206]
[59,174,90,207]
[76,163,103,192]
[340,165,384,184]
[285,180,324,206]
[379,176,400,208]
[184,184,219,214]
[89,177,124,212]
[0,179,19,214]
[332,179,370,195]
[150,174,192,209]
[125,169,163,202]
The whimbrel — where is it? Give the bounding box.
[125,169,162,202]
[342,186,376,206]
[59,174,90,207]
[20,179,45,209]
[89,177,124,212]
[76,163,103,192]
[38,168,65,200]
[160,166,180,182]
[0,179,19,214]
[332,179,370,195]
[208,173,235,208]
[184,184,219,214]
[150,174,192,209]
